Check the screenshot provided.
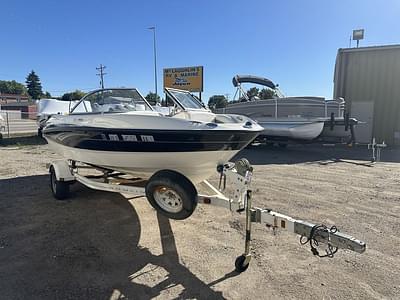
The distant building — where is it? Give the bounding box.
[0,93,36,119]
[334,44,400,145]
[0,93,30,104]
[0,102,36,120]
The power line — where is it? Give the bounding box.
[46,87,98,93]
[96,64,107,89]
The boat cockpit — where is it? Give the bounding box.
[66,87,251,125]
[70,88,154,114]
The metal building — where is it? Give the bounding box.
[333,44,400,145]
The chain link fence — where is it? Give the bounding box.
[0,110,38,137]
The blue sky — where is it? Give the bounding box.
[1,0,399,101]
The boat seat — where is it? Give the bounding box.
[173,111,216,122]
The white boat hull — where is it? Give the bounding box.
[47,139,238,183]
[257,120,325,140]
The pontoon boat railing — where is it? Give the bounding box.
[232,83,346,119]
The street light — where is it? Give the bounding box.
[148,26,158,97]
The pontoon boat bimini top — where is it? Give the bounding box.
[232,75,277,90]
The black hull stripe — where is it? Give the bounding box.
[44,126,260,152]
[43,125,260,136]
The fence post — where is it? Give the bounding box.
[6,111,10,138]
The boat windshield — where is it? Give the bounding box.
[167,89,205,110]
[71,89,152,113]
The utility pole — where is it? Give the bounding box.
[96,64,107,89]
[148,26,158,97]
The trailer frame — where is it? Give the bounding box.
[48,158,366,272]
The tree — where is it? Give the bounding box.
[258,88,276,100]
[246,87,259,100]
[208,95,228,110]
[61,90,86,100]
[43,91,52,98]
[25,70,43,99]
[145,92,161,105]
[0,80,27,95]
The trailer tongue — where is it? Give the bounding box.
[49,158,366,272]
[197,159,365,272]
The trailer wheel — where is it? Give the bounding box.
[49,166,70,200]
[235,255,250,272]
[145,170,197,220]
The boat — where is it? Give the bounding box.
[258,120,324,141]
[217,75,358,143]
[42,91,366,259]
[36,98,88,136]
[42,88,262,183]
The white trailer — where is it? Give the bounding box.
[48,158,366,272]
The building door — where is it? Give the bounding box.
[351,101,374,144]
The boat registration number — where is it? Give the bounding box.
[104,134,155,142]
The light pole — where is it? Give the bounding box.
[148,26,158,98]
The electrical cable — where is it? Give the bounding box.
[300,224,339,258]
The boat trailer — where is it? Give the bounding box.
[48,159,366,272]
[368,137,387,162]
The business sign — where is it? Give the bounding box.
[352,29,364,41]
[163,66,203,92]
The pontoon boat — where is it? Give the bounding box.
[217,75,358,143]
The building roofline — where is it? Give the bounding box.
[338,44,400,53]
[1,102,35,107]
[0,93,29,97]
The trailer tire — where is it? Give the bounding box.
[145,170,197,220]
[49,166,70,200]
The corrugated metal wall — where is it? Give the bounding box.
[334,45,400,145]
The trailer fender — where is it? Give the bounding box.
[48,160,75,182]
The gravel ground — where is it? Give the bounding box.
[0,140,399,299]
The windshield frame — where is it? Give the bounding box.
[69,88,154,114]
[164,87,207,111]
